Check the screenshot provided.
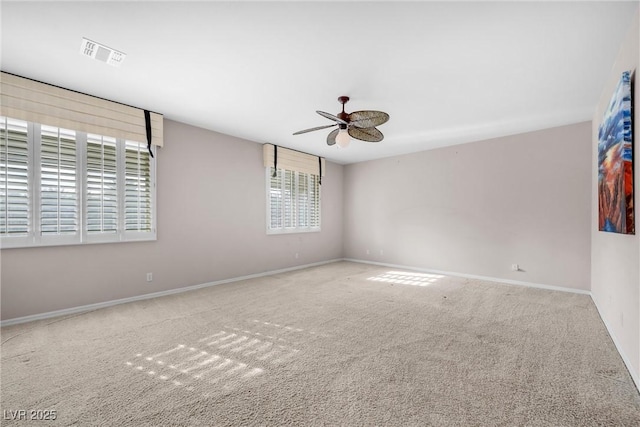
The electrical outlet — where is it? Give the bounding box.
[380,249,384,255]
[366,249,370,255]
[146,273,153,282]
[295,252,299,259]
[511,264,519,271]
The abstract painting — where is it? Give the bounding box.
[598,70,634,234]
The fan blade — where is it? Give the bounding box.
[347,111,389,128]
[326,128,338,146]
[293,124,336,135]
[348,126,383,142]
[316,110,348,125]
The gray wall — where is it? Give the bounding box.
[343,122,592,291]
[591,9,639,384]
[0,119,344,320]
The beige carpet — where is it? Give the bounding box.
[1,261,639,426]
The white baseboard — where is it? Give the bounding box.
[0,258,342,327]
[343,258,591,295]
[590,295,640,391]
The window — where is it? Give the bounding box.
[0,116,156,248]
[262,144,324,234]
[267,167,320,233]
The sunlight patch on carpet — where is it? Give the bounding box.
[367,271,444,287]
[125,329,300,396]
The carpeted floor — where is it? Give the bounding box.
[1,261,639,426]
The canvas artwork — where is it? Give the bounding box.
[598,70,634,235]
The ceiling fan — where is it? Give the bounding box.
[293,96,389,147]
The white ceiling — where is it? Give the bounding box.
[1,1,638,164]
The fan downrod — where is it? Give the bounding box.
[337,96,350,121]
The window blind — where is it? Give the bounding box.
[40,125,78,235]
[87,134,118,233]
[125,141,152,232]
[0,117,29,235]
[270,168,283,229]
[0,72,163,147]
[297,173,309,228]
[263,144,325,177]
[310,174,320,227]
[283,169,295,228]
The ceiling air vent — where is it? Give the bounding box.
[80,38,126,67]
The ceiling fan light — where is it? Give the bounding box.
[336,127,350,148]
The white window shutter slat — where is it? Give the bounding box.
[269,167,283,229]
[125,141,152,232]
[87,134,118,233]
[284,169,294,228]
[40,124,78,235]
[0,117,30,236]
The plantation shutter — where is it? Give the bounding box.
[310,174,320,227]
[125,141,152,232]
[283,169,295,228]
[87,134,118,233]
[0,117,29,235]
[267,169,321,232]
[269,167,283,229]
[0,72,163,147]
[297,173,309,228]
[40,125,78,235]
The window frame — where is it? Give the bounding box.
[0,117,157,249]
[265,167,321,235]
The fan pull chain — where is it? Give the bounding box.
[318,156,322,185]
